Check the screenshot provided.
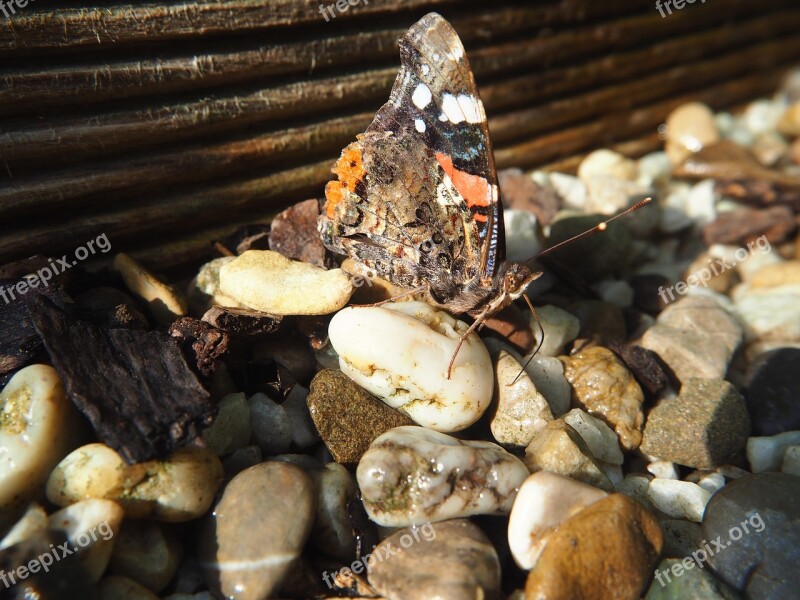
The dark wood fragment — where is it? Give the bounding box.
[168,317,230,378]
[702,205,797,246]
[28,296,214,464]
[610,342,668,396]
[201,306,282,338]
[221,224,272,256]
[498,168,560,225]
[268,199,331,268]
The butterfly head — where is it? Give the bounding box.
[499,262,541,301]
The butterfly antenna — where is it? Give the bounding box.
[530,198,652,262]
[511,293,544,385]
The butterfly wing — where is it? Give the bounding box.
[318,12,504,310]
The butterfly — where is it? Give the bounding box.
[318,12,648,376]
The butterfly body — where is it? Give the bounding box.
[318,12,542,323]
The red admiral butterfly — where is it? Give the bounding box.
[318,12,649,376]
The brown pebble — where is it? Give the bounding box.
[702,205,796,246]
[498,168,560,225]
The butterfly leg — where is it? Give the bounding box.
[446,306,493,379]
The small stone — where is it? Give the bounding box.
[568,299,627,347]
[563,408,623,465]
[248,393,292,456]
[777,101,800,136]
[578,149,638,181]
[703,206,796,247]
[198,462,315,600]
[746,431,800,472]
[282,384,320,449]
[686,179,718,226]
[648,479,712,522]
[504,209,543,261]
[644,557,742,599]
[641,295,742,382]
[191,257,240,312]
[219,250,354,315]
[744,348,800,435]
[696,471,726,494]
[617,474,656,511]
[684,252,736,295]
[109,520,183,593]
[357,426,528,527]
[752,131,789,167]
[311,463,358,561]
[527,305,580,356]
[665,102,720,165]
[647,460,680,480]
[524,494,662,600]
[268,199,330,267]
[114,253,187,325]
[524,419,613,491]
[585,176,652,216]
[498,168,560,225]
[48,498,124,582]
[329,302,493,432]
[524,355,571,417]
[781,446,800,475]
[368,519,500,600]
[547,214,633,280]
[222,445,262,477]
[307,370,414,464]
[549,172,588,211]
[641,379,750,469]
[592,279,634,308]
[734,284,800,344]
[637,151,672,188]
[47,444,224,522]
[0,364,80,509]
[750,261,800,289]
[202,392,251,456]
[98,576,161,600]
[660,519,705,558]
[702,473,799,598]
[560,346,645,450]
[491,351,553,446]
[508,472,607,569]
[0,503,47,550]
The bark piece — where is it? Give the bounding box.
[201,306,282,338]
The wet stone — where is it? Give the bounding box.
[744,348,800,435]
[645,558,742,599]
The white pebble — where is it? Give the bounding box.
[743,99,784,135]
[747,431,800,472]
[508,472,607,569]
[504,209,543,261]
[592,279,634,308]
[282,385,319,449]
[0,504,47,550]
[549,172,587,210]
[685,179,717,226]
[527,305,580,357]
[646,460,679,480]
[647,479,711,522]
[578,149,638,182]
[249,393,292,455]
[524,356,571,417]
[491,351,553,446]
[563,409,623,465]
[781,446,800,476]
[329,302,493,432]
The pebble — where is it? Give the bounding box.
[549,172,588,210]
[686,179,718,226]
[109,520,183,593]
[356,426,528,527]
[781,446,800,475]
[703,205,796,247]
[752,131,789,167]
[48,498,124,582]
[490,351,553,446]
[560,346,645,450]
[524,355,572,417]
[684,251,736,295]
[640,378,750,468]
[524,419,614,491]
[222,445,262,477]
[114,253,187,325]
[498,168,560,225]
[563,408,624,465]
[744,348,800,435]
[617,474,656,512]
[504,209,543,261]
[585,176,652,216]
[508,472,607,569]
[329,302,493,432]
[197,462,315,600]
[637,151,672,188]
[528,305,580,356]
[311,463,358,561]
[0,364,80,509]
[47,444,224,522]
[702,473,800,599]
[749,261,800,289]
[282,384,320,449]
[547,214,633,280]
[644,557,742,599]
[524,494,662,600]
[743,99,785,136]
[734,284,800,344]
[777,101,800,136]
[648,479,712,522]
[592,279,634,308]
[219,250,354,315]
[202,392,251,456]
[307,369,415,463]
[660,519,705,558]
[647,460,680,480]
[665,102,720,164]
[368,519,501,600]
[0,503,47,550]
[248,393,292,455]
[98,576,161,600]
[578,149,638,181]
[641,295,742,382]
[191,256,240,311]
[746,430,800,472]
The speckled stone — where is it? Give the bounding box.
[307,370,415,464]
[645,558,742,599]
[368,520,501,600]
[702,473,800,599]
[524,494,663,600]
[197,462,315,600]
[491,351,553,446]
[560,346,645,450]
[641,379,750,469]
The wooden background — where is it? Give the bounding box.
[1,0,798,273]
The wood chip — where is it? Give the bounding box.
[201,305,282,338]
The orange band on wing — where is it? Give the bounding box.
[325,142,366,217]
[435,152,491,209]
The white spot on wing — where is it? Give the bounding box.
[415,118,426,133]
[439,113,448,122]
[456,94,484,124]
[421,64,430,76]
[412,83,432,109]
[441,93,464,124]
